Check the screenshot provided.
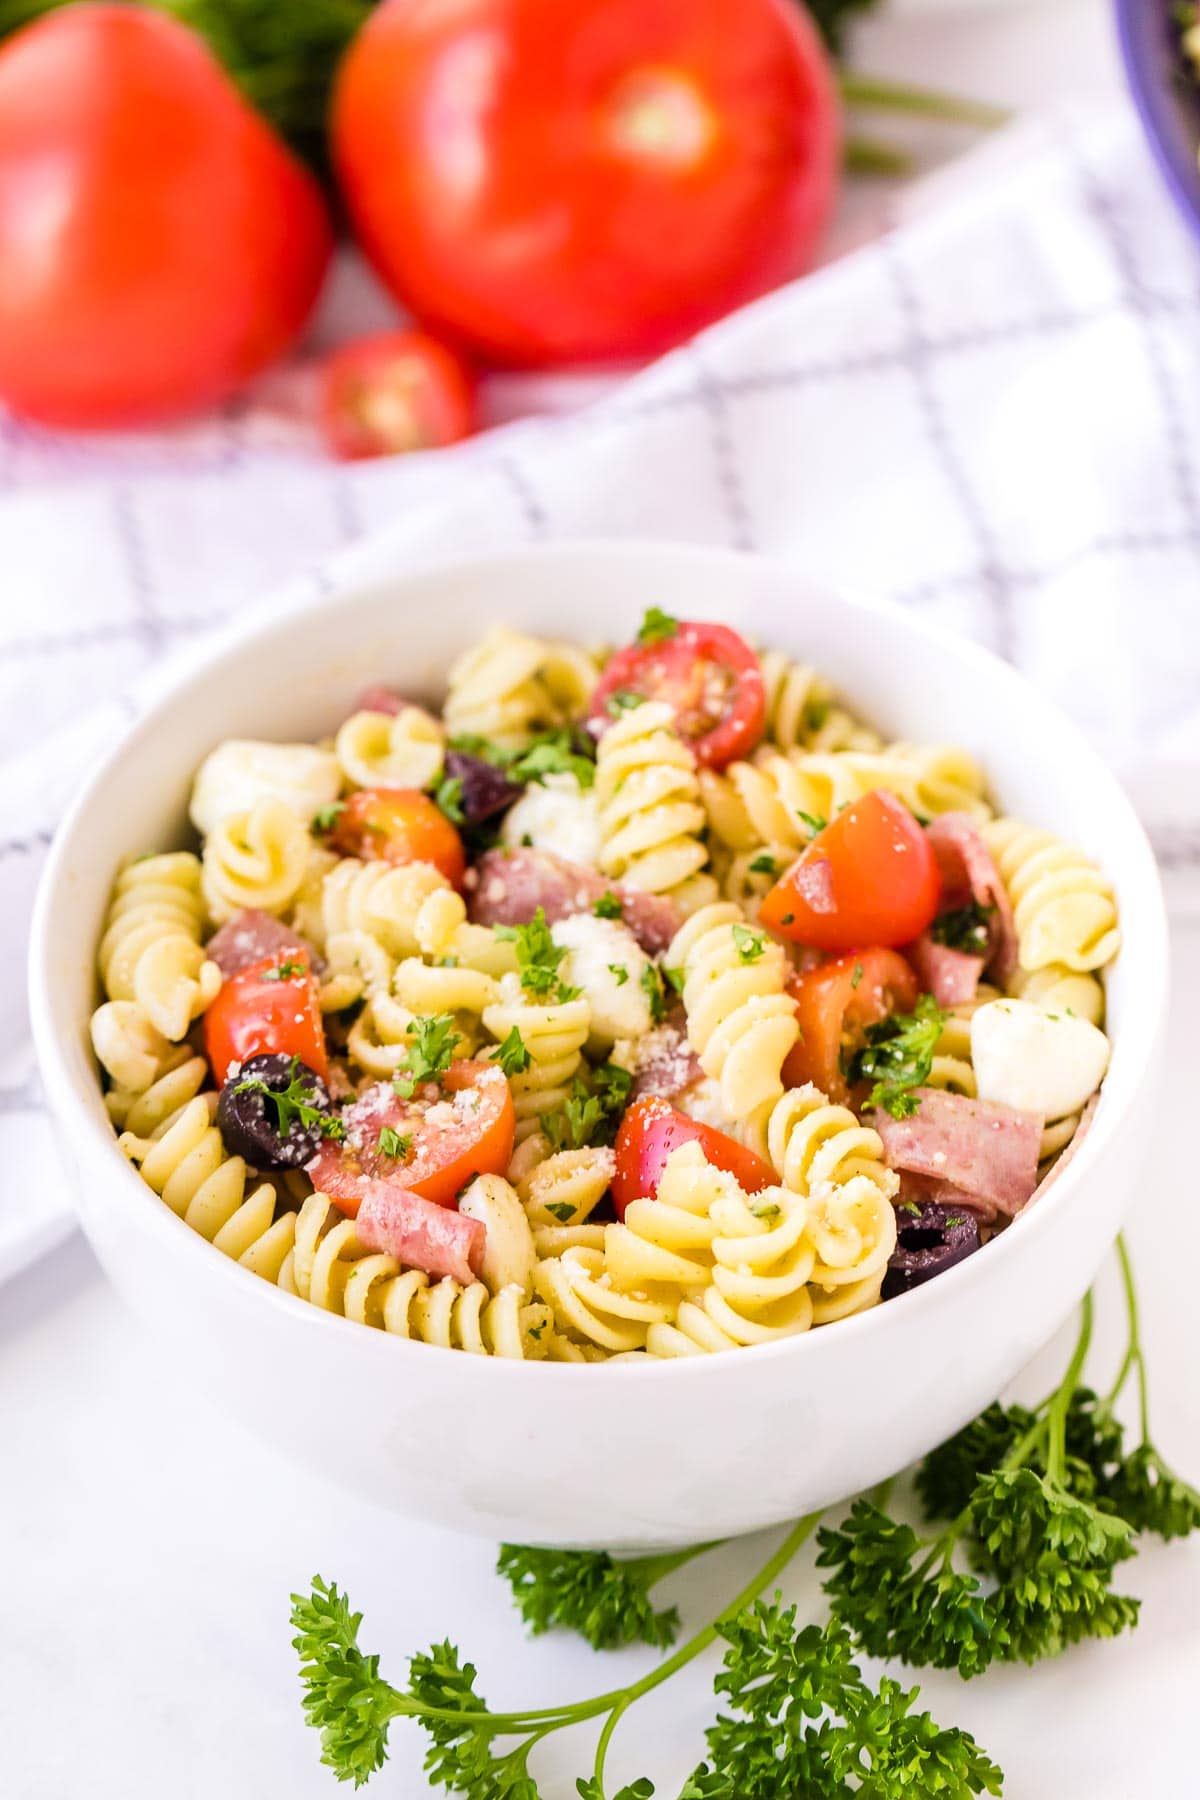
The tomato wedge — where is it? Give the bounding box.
[320,329,476,461]
[612,1096,775,1219]
[326,787,466,887]
[204,949,327,1087]
[781,949,919,1100]
[760,790,940,951]
[308,1061,515,1216]
[588,619,765,769]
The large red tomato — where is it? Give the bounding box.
[332,0,840,367]
[0,6,332,426]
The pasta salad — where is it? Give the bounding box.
[90,610,1121,1362]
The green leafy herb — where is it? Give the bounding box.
[393,1015,461,1099]
[608,963,630,987]
[508,731,596,791]
[750,1198,781,1221]
[932,901,993,956]
[261,957,307,981]
[850,960,864,990]
[636,606,679,646]
[640,962,666,1023]
[496,1544,704,1651]
[662,965,686,997]
[731,924,766,965]
[851,993,947,1119]
[434,775,466,825]
[313,800,347,833]
[748,852,777,877]
[605,688,644,718]
[593,892,624,920]
[544,1201,578,1224]
[232,1055,342,1140]
[797,810,827,835]
[492,1026,533,1078]
[496,908,580,1003]
[376,1127,413,1163]
[540,1064,633,1153]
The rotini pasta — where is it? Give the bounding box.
[94,604,1121,1364]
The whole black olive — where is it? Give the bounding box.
[882,1200,982,1300]
[217,1053,336,1171]
[443,749,522,824]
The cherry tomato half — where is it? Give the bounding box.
[332,0,840,367]
[781,949,919,1100]
[308,1061,515,1215]
[760,791,941,952]
[320,330,476,461]
[612,1096,775,1219]
[0,6,331,427]
[205,949,327,1088]
[327,788,467,888]
[589,620,766,769]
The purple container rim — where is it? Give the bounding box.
[1114,0,1200,241]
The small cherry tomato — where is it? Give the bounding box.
[319,329,476,461]
[589,620,765,769]
[205,949,327,1087]
[327,788,466,887]
[759,791,940,951]
[308,1061,515,1215]
[781,949,919,1100]
[612,1095,775,1219]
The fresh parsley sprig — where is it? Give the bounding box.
[540,1063,633,1152]
[393,1015,461,1098]
[496,1544,715,1652]
[448,728,596,791]
[232,1055,343,1140]
[496,909,581,1003]
[851,993,946,1119]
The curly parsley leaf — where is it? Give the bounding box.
[852,992,947,1119]
[640,961,666,1023]
[435,775,466,825]
[637,606,679,646]
[593,891,624,919]
[376,1127,413,1163]
[232,1055,343,1140]
[394,1015,461,1098]
[931,901,993,956]
[492,1025,533,1078]
[496,908,580,1003]
[540,1063,633,1153]
[495,1546,685,1652]
[291,1578,399,1787]
[731,924,766,965]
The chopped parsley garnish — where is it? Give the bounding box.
[608,962,630,987]
[544,1201,577,1223]
[851,961,864,990]
[491,1025,532,1078]
[232,1055,342,1140]
[593,891,623,919]
[312,800,347,833]
[640,962,666,1023]
[376,1127,413,1162]
[851,993,947,1119]
[731,923,766,964]
[540,1063,633,1152]
[748,852,778,876]
[797,810,827,835]
[932,900,994,956]
[662,964,686,996]
[750,1198,782,1221]
[261,957,307,981]
[605,687,644,717]
[507,730,595,790]
[495,908,580,1002]
[433,774,465,824]
[636,606,679,645]
[393,1014,461,1098]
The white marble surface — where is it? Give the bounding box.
[7,2,1200,1795]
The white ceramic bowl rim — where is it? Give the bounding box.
[29,540,1168,1386]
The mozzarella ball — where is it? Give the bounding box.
[551,913,654,1047]
[970,999,1110,1121]
[501,773,601,868]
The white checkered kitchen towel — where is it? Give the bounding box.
[3,106,1199,1276]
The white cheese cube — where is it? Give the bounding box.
[501,773,601,869]
[551,914,654,1047]
[970,999,1110,1122]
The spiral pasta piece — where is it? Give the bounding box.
[758,650,882,754]
[391,886,518,1020]
[283,1194,546,1356]
[335,706,445,792]
[444,625,598,748]
[316,857,451,960]
[119,1093,296,1276]
[751,1083,899,1203]
[97,851,221,1045]
[1006,962,1106,1025]
[201,797,311,924]
[535,1247,675,1354]
[105,1050,208,1136]
[595,701,716,912]
[482,974,591,1139]
[511,1138,615,1257]
[604,1140,725,1292]
[698,747,823,856]
[667,903,799,1120]
[982,819,1120,973]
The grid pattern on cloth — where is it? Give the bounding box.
[2,106,1197,1272]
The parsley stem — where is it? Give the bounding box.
[1045,1292,1094,1488]
[625,1540,724,1591]
[1107,1234,1151,1441]
[838,72,1012,129]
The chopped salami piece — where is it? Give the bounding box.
[355,1180,485,1284]
[205,909,314,978]
[444,749,522,825]
[873,1087,1042,1219]
[1031,1091,1101,1202]
[466,847,681,955]
[925,813,1018,983]
[355,685,406,716]
[621,1010,702,1102]
[906,932,985,1007]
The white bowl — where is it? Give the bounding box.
[28,542,1167,1549]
